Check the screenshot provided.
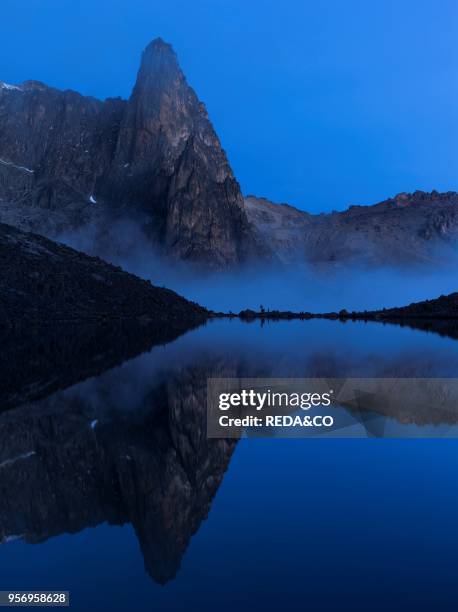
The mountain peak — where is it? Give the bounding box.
[0,37,261,268]
[144,37,175,54]
[138,37,181,83]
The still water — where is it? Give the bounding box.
[1,318,458,611]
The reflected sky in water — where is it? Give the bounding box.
[2,318,458,611]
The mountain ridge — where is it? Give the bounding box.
[0,38,265,269]
[2,38,457,270]
[245,190,458,266]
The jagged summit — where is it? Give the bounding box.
[148,36,172,49]
[21,79,49,91]
[245,190,458,266]
[0,37,263,268]
[386,190,458,207]
[1,37,455,271]
[143,37,177,59]
[136,37,183,89]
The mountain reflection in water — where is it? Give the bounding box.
[1,317,458,600]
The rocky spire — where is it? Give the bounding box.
[136,37,182,87]
[0,38,266,268]
[104,38,259,266]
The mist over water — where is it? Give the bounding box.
[57,217,458,313]
[165,264,458,313]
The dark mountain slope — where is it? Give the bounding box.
[333,291,458,340]
[0,222,207,325]
[363,292,458,319]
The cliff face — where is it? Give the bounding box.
[3,39,457,271]
[246,190,458,267]
[244,195,312,263]
[103,40,253,264]
[0,80,124,209]
[0,40,260,268]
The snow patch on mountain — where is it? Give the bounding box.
[0,158,34,173]
[0,81,22,91]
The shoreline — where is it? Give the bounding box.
[210,309,458,322]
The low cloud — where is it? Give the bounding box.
[56,216,458,313]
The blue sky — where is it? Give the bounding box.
[1,0,457,212]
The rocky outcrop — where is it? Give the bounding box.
[246,190,458,267]
[244,195,311,263]
[3,38,457,271]
[0,40,263,268]
[0,221,207,325]
[0,80,124,209]
[102,39,257,265]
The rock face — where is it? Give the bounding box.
[246,190,458,267]
[0,40,261,268]
[0,222,207,325]
[244,195,312,263]
[3,38,457,271]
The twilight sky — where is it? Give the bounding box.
[1,0,457,212]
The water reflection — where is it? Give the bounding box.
[1,317,458,588]
[0,319,203,410]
